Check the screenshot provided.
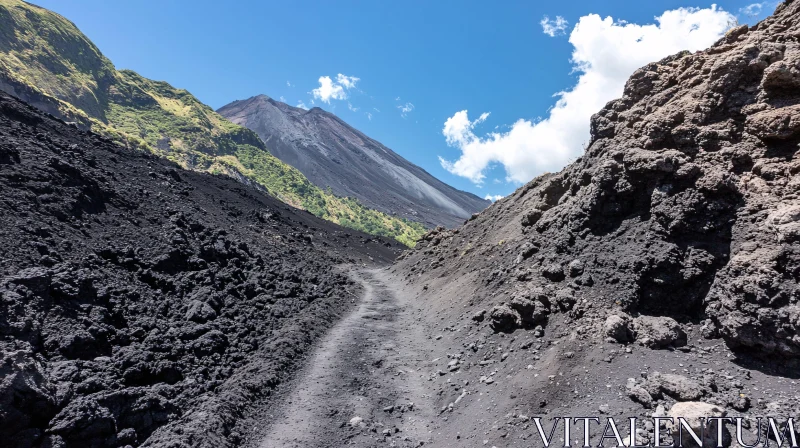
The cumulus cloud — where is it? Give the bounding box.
[484,194,504,202]
[311,73,360,103]
[286,81,293,87]
[398,102,414,118]
[279,96,286,102]
[296,101,309,110]
[440,6,736,185]
[541,15,569,37]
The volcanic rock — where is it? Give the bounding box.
[0,90,397,446]
[633,316,688,349]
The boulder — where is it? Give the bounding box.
[667,402,728,447]
[190,330,228,357]
[516,242,538,263]
[5,267,51,297]
[509,294,547,325]
[554,289,576,312]
[745,104,800,141]
[349,416,364,427]
[604,314,632,342]
[633,316,687,348]
[48,397,116,443]
[646,373,704,401]
[489,304,521,332]
[521,209,543,227]
[626,385,653,408]
[541,263,565,282]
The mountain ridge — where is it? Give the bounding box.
[0,0,425,245]
[218,94,490,228]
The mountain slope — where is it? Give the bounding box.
[0,0,425,245]
[218,95,490,228]
[0,89,399,447]
[387,2,800,445]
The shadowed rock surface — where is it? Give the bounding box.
[380,2,800,446]
[399,0,800,360]
[218,95,490,229]
[0,90,398,447]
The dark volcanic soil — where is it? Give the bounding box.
[385,2,800,446]
[239,268,436,448]
[0,90,399,448]
[4,2,800,448]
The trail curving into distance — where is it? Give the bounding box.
[254,268,436,448]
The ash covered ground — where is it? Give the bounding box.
[3,1,800,448]
[0,90,398,447]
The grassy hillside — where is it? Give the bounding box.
[0,0,425,246]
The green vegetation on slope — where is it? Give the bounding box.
[0,0,425,246]
[218,147,426,246]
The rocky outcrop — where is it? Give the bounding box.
[218,95,490,228]
[398,1,800,359]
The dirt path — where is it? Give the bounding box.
[254,267,437,448]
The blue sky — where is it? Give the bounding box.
[34,0,776,200]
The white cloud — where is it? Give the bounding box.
[366,112,373,120]
[440,6,735,185]
[287,81,294,87]
[279,96,286,102]
[311,76,345,103]
[398,102,414,118]
[336,74,360,89]
[740,3,761,16]
[484,194,504,202]
[374,107,381,113]
[541,15,569,37]
[296,101,309,110]
[739,3,766,17]
[311,73,360,103]
[348,102,359,112]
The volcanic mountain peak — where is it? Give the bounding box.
[218,95,490,229]
[0,0,426,245]
[2,1,800,448]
